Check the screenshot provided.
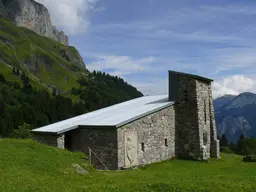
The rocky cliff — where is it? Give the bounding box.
[0,0,6,17]
[1,0,68,45]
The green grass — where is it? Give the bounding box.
[0,139,256,192]
[0,62,50,91]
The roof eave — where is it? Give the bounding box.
[31,125,79,135]
[116,102,175,128]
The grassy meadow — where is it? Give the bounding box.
[0,139,255,192]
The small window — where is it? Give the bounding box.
[141,143,145,152]
[184,90,188,101]
[203,132,208,145]
[165,138,168,147]
[204,100,207,124]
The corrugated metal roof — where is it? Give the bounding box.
[32,95,174,134]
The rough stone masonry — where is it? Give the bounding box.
[33,70,220,170]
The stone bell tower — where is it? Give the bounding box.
[168,70,220,160]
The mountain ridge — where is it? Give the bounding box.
[0,15,86,94]
[214,92,256,143]
[214,94,236,110]
[0,0,69,45]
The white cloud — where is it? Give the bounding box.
[212,75,256,98]
[86,55,157,76]
[87,54,256,98]
[130,78,168,96]
[86,54,171,95]
[136,75,256,98]
[35,0,102,35]
[130,74,256,98]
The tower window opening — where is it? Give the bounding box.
[184,90,188,101]
[204,99,207,124]
[141,143,145,152]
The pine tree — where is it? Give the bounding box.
[21,71,26,81]
[52,87,56,96]
[12,67,15,75]
[236,134,246,155]
[220,134,228,147]
[239,134,245,140]
[16,68,20,76]
[229,142,236,152]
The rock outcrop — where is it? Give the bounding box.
[1,0,69,45]
[0,0,6,17]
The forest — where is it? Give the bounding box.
[219,134,256,156]
[0,69,143,138]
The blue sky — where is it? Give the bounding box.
[37,0,256,98]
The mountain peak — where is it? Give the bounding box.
[224,92,256,110]
[237,92,256,97]
[1,0,68,45]
[214,94,236,110]
[214,92,256,143]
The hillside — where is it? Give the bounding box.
[214,92,256,143]
[0,15,85,94]
[0,1,143,138]
[0,67,143,137]
[0,139,255,192]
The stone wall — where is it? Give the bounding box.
[196,80,212,160]
[174,74,220,160]
[33,133,65,149]
[196,80,220,159]
[65,127,118,170]
[175,75,200,159]
[208,85,220,158]
[117,106,175,169]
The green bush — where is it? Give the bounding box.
[243,155,256,162]
[10,123,31,139]
[220,146,234,154]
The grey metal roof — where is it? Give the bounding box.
[169,70,213,82]
[32,95,174,135]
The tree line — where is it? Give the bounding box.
[219,134,256,155]
[0,69,143,138]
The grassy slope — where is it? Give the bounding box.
[0,16,85,93]
[0,139,256,192]
[0,61,50,91]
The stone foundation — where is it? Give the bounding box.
[33,134,65,149]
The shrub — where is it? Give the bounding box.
[11,123,31,139]
[243,155,256,162]
[220,146,234,154]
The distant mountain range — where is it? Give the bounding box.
[214,92,256,143]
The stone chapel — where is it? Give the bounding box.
[32,70,220,170]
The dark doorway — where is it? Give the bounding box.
[64,130,74,150]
